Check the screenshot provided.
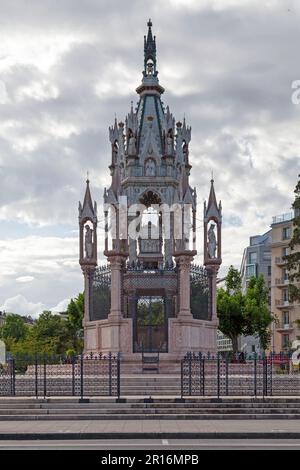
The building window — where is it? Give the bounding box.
[267,265,271,276]
[283,289,289,302]
[282,334,290,350]
[248,252,257,264]
[282,311,289,325]
[246,264,256,278]
[282,247,289,257]
[282,227,291,240]
[283,269,289,281]
[263,251,271,261]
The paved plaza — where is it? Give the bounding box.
[0,419,300,440]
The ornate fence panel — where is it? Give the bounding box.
[190,265,211,320]
[91,265,111,321]
[0,360,14,396]
[181,353,277,397]
[0,353,120,398]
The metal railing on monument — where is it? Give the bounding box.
[0,352,121,400]
[181,351,300,398]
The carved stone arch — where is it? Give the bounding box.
[79,216,97,263]
[139,189,162,207]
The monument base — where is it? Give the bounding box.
[84,316,217,373]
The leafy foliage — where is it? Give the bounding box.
[283,175,300,302]
[243,274,275,350]
[217,266,273,352]
[217,266,244,353]
[0,314,29,343]
[1,295,85,357]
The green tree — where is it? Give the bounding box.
[12,311,72,356]
[284,175,300,302]
[0,314,29,343]
[217,266,245,353]
[243,274,274,351]
[67,293,84,330]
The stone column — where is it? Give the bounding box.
[175,252,195,320]
[207,265,219,322]
[107,255,124,320]
[81,266,95,323]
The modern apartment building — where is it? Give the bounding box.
[240,230,272,354]
[271,212,300,352]
[240,230,272,295]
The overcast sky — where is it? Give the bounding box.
[0,0,299,317]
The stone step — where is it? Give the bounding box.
[2,396,300,404]
[1,401,300,410]
[1,407,300,416]
[0,413,300,421]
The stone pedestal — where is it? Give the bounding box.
[84,318,132,354]
[174,251,196,320]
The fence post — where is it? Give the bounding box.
[109,352,112,396]
[262,355,267,398]
[254,354,257,397]
[269,354,273,397]
[43,353,47,398]
[117,352,121,399]
[80,354,84,401]
[35,353,38,398]
[217,353,220,399]
[198,352,202,396]
[225,353,229,396]
[181,359,184,398]
[188,353,192,396]
[10,358,16,396]
[71,355,75,396]
[202,357,205,396]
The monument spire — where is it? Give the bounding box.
[144,18,157,77]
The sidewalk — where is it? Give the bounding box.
[0,420,300,440]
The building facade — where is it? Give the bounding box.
[78,21,222,369]
[271,212,300,352]
[239,230,272,354]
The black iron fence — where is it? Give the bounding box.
[181,352,300,398]
[0,353,121,399]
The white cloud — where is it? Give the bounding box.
[51,298,70,313]
[0,294,44,317]
[16,276,35,283]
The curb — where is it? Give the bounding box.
[0,432,300,440]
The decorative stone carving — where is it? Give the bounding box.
[166,135,173,155]
[85,225,93,259]
[207,224,217,259]
[128,135,136,155]
[145,158,155,176]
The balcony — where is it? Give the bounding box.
[275,257,287,265]
[275,299,292,308]
[272,212,293,224]
[275,278,289,287]
[276,322,294,332]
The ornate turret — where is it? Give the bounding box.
[144,19,157,77]
[79,178,97,267]
[204,178,222,267]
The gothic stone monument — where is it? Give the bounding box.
[79,21,222,371]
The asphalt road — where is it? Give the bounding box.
[0,439,300,450]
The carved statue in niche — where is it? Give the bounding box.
[145,158,155,176]
[128,133,136,155]
[182,141,188,159]
[166,132,173,155]
[85,225,93,259]
[207,223,217,259]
